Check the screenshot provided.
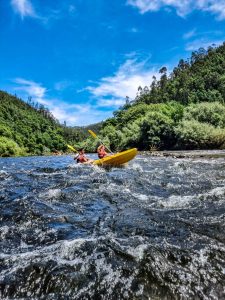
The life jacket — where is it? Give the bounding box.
[77,154,87,163]
[97,146,107,159]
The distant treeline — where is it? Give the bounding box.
[1,43,225,156]
[0,91,66,156]
[82,43,225,152]
[0,91,102,156]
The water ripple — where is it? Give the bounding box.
[0,154,225,299]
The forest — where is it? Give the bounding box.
[0,91,102,156]
[1,43,225,156]
[81,43,225,152]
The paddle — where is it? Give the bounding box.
[67,144,78,153]
[88,130,113,154]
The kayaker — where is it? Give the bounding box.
[75,148,93,164]
[97,144,109,159]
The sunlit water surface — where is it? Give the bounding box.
[0,154,225,299]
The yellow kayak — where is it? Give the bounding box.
[93,148,138,167]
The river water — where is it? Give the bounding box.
[0,153,225,299]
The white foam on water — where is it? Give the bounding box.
[0,240,62,267]
[133,193,149,201]
[0,225,10,238]
[38,188,62,200]
[47,188,62,199]
[91,164,107,173]
[67,162,86,169]
[59,238,89,260]
[157,195,195,209]
[0,170,8,175]
[126,243,148,261]
[20,240,30,250]
[153,185,225,210]
[130,163,143,172]
[207,186,225,197]
[57,236,141,296]
[198,186,225,203]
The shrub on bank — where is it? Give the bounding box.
[175,120,225,149]
[0,136,26,157]
[140,111,175,149]
[183,102,225,127]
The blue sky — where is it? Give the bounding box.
[1,0,225,125]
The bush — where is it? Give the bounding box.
[100,125,123,151]
[140,111,175,149]
[175,120,225,149]
[119,119,142,149]
[183,102,225,127]
[0,124,12,138]
[0,137,26,157]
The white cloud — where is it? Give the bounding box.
[185,39,224,51]
[14,78,48,104]
[98,98,126,107]
[12,78,110,126]
[50,102,111,125]
[50,107,78,124]
[129,27,139,33]
[11,0,36,18]
[87,54,159,107]
[183,29,197,40]
[127,0,192,16]
[68,5,76,14]
[54,80,73,91]
[127,0,225,20]
[10,1,76,25]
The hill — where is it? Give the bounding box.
[0,91,103,157]
[1,43,225,156]
[0,91,68,156]
[84,43,225,151]
[63,122,103,146]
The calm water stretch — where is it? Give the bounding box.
[0,153,225,299]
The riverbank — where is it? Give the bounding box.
[142,150,225,159]
[2,149,225,159]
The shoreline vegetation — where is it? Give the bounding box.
[142,149,225,159]
[1,43,225,157]
[1,150,225,160]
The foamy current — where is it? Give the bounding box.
[0,153,225,299]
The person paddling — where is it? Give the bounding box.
[75,148,93,164]
[97,144,109,159]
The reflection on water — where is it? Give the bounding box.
[0,153,225,299]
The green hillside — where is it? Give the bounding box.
[84,43,225,151]
[1,43,225,157]
[63,122,103,146]
[0,91,68,156]
[0,91,103,157]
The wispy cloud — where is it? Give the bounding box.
[12,78,110,125]
[98,98,126,107]
[127,0,225,20]
[54,80,73,91]
[10,1,77,25]
[86,53,159,107]
[14,78,48,104]
[129,27,140,33]
[185,38,224,51]
[183,29,197,40]
[182,28,224,51]
[11,0,37,19]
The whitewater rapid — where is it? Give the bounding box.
[0,154,225,299]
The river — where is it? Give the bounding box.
[0,153,225,299]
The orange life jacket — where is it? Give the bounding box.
[77,154,87,163]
